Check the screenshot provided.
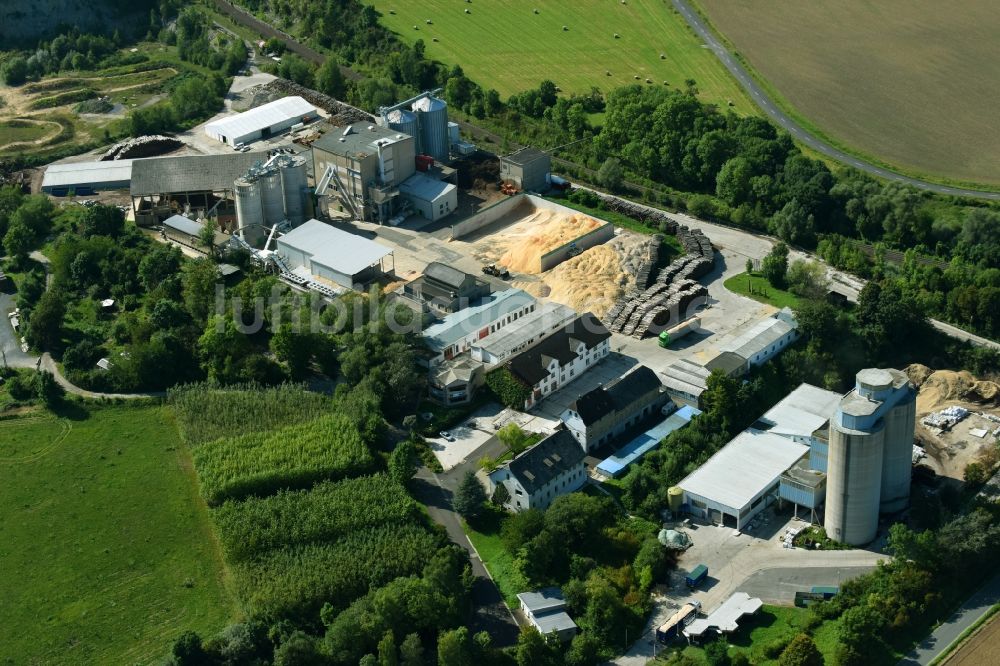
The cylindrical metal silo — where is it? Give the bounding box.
[825,423,885,546]
[412,94,449,162]
[386,108,420,146]
[235,177,265,246]
[259,169,285,227]
[880,389,916,513]
[668,486,683,512]
[279,156,308,227]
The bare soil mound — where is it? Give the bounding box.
[907,364,1000,413]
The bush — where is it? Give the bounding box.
[6,373,37,400]
[192,413,376,505]
[485,367,531,408]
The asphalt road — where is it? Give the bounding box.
[670,0,1000,202]
[898,573,1000,665]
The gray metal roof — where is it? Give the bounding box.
[472,302,576,356]
[677,430,808,512]
[517,588,567,614]
[162,214,204,236]
[204,96,317,139]
[753,383,842,439]
[277,219,392,276]
[423,261,470,289]
[399,172,456,203]
[504,147,550,167]
[686,593,763,637]
[130,152,268,195]
[422,289,536,350]
[720,312,798,359]
[312,121,412,159]
[42,160,134,190]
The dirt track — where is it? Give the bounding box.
[944,611,1000,666]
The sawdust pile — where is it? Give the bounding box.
[491,209,602,274]
[906,364,1000,413]
[511,234,649,318]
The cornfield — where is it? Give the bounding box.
[192,413,376,505]
[169,383,331,446]
[232,525,442,622]
[212,475,421,561]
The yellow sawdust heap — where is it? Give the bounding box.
[495,209,602,274]
[906,364,1000,413]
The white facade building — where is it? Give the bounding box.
[422,289,536,364]
[720,308,799,368]
[205,96,318,146]
[488,430,587,512]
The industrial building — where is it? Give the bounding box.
[516,589,578,642]
[404,262,491,313]
[719,308,799,368]
[41,160,134,195]
[685,593,763,641]
[561,365,668,452]
[161,214,206,248]
[502,313,612,410]
[204,96,318,146]
[677,430,810,529]
[596,405,701,479]
[312,117,458,224]
[421,288,537,364]
[130,152,268,227]
[661,358,711,408]
[825,368,916,545]
[469,302,577,366]
[753,383,844,472]
[379,91,451,162]
[275,219,393,288]
[500,147,552,192]
[488,430,587,512]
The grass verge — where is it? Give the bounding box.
[461,506,529,608]
[0,405,237,664]
[723,272,802,310]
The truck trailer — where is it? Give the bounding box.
[656,601,702,643]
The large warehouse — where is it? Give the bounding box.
[204,96,318,146]
[275,219,394,288]
[677,430,809,529]
[41,160,134,195]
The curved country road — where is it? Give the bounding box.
[671,0,1000,201]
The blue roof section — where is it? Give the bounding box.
[596,405,702,477]
[422,288,535,350]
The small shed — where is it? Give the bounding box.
[500,147,551,192]
[517,588,578,642]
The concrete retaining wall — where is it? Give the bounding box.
[450,194,526,240]
[539,221,614,271]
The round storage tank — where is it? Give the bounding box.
[279,156,308,227]
[880,390,916,513]
[386,108,419,145]
[668,486,683,512]
[825,424,885,546]
[235,177,265,246]
[259,169,285,227]
[412,95,449,162]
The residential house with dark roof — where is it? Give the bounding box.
[487,430,587,512]
[560,365,667,452]
[503,312,612,410]
[404,261,491,313]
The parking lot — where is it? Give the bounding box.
[428,402,562,470]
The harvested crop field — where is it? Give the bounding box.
[370,0,755,112]
[944,611,1000,666]
[696,0,1000,186]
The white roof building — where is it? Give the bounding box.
[41,160,134,193]
[754,383,843,440]
[204,96,318,146]
[276,219,393,289]
[685,593,763,639]
[719,308,799,367]
[677,430,808,529]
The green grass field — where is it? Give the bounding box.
[0,118,53,147]
[695,0,1000,189]
[0,406,237,664]
[462,507,529,608]
[370,0,756,112]
[724,272,801,311]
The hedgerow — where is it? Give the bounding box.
[192,413,375,505]
[232,525,443,622]
[212,475,420,561]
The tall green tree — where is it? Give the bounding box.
[388,440,416,486]
[778,634,823,666]
[453,471,487,518]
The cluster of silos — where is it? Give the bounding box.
[383,92,450,163]
[825,368,916,546]
[234,155,309,246]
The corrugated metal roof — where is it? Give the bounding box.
[130,152,268,195]
[596,405,701,477]
[753,383,842,438]
[399,172,456,203]
[42,160,134,189]
[204,96,317,140]
[677,430,808,511]
[276,219,392,277]
[162,214,204,236]
[472,302,576,356]
[721,312,798,359]
[423,289,535,350]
